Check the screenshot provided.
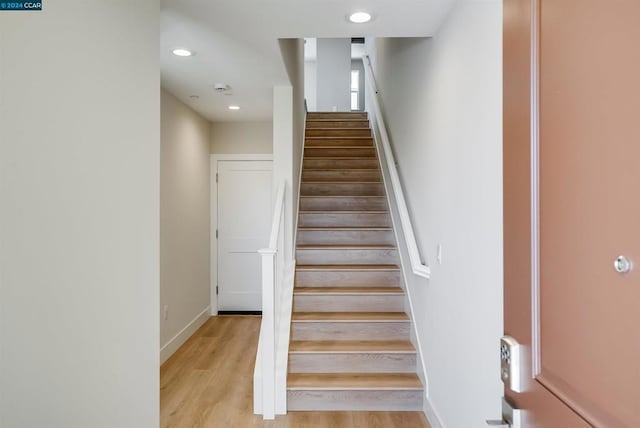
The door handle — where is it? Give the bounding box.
[614,255,633,274]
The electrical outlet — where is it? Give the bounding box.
[163,305,169,321]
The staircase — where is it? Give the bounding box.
[287,112,424,411]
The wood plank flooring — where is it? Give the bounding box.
[160,316,430,428]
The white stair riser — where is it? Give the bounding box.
[302,170,381,182]
[297,229,394,246]
[287,389,423,411]
[296,248,398,265]
[295,270,401,287]
[304,159,379,169]
[299,212,391,228]
[306,128,372,138]
[291,322,410,341]
[305,147,376,158]
[293,294,404,312]
[299,197,387,211]
[288,353,417,373]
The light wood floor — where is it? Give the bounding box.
[160,316,430,428]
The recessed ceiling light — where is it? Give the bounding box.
[349,12,372,24]
[172,48,193,57]
[228,105,240,110]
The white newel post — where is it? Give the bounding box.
[255,182,285,419]
[258,248,276,420]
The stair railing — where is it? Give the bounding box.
[254,181,286,419]
[363,54,431,279]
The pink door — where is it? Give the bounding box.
[504,0,640,426]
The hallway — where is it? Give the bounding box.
[160,316,430,427]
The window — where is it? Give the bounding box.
[351,70,360,111]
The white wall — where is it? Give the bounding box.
[316,38,351,112]
[276,39,305,262]
[0,1,160,427]
[210,121,273,154]
[367,2,503,427]
[272,86,295,263]
[351,59,365,112]
[160,89,211,364]
[304,60,318,111]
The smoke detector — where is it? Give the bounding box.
[213,83,232,95]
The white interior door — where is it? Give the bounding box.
[217,160,272,311]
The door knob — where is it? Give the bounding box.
[614,255,633,274]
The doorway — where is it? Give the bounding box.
[211,155,273,313]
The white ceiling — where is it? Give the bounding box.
[160,0,455,122]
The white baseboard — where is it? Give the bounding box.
[424,396,445,428]
[160,306,211,364]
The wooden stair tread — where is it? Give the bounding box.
[306,136,372,139]
[300,211,389,214]
[287,373,422,390]
[292,312,409,322]
[306,128,371,130]
[302,181,380,184]
[302,169,379,172]
[297,245,396,249]
[303,157,378,160]
[296,264,399,271]
[302,181,382,184]
[294,286,403,295]
[307,125,369,128]
[290,340,415,353]
[305,146,374,149]
[295,285,401,289]
[306,119,369,122]
[299,197,385,200]
[298,227,392,231]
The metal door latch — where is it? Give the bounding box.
[486,397,524,428]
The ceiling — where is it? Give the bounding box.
[160,0,455,122]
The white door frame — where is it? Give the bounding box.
[210,154,274,315]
